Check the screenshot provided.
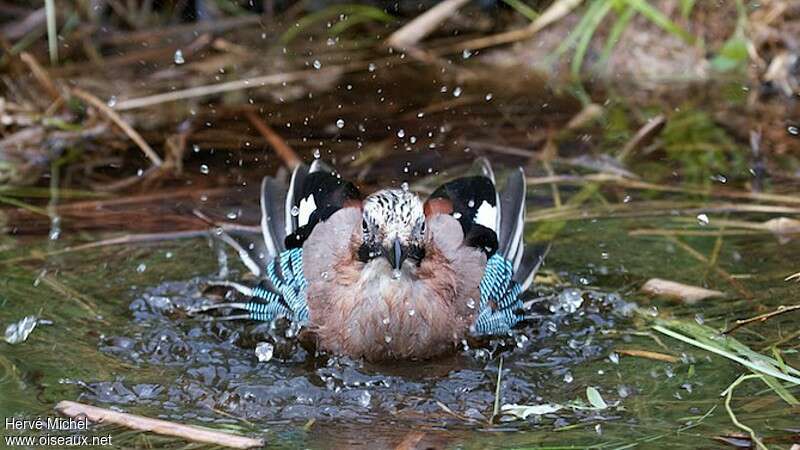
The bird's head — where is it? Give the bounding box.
[359,188,427,270]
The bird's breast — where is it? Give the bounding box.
[308,257,469,361]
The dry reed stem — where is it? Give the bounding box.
[723,304,800,335]
[112,64,361,111]
[386,0,470,49]
[245,110,301,169]
[55,401,263,449]
[19,51,60,102]
[71,88,163,167]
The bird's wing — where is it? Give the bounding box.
[283,162,362,249]
[425,174,499,255]
[425,160,550,335]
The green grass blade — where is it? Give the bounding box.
[45,0,58,64]
[598,5,635,65]
[623,0,695,44]
[680,0,696,18]
[571,0,613,77]
[652,324,800,385]
[281,5,394,44]
[501,0,539,22]
[758,374,800,406]
[552,0,606,60]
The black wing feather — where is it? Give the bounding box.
[428,175,499,255]
[284,166,362,249]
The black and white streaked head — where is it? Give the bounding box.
[359,189,426,269]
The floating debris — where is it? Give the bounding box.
[641,278,724,304]
[4,316,38,344]
[255,342,274,362]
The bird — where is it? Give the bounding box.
[197,159,547,361]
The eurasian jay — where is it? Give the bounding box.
[199,159,547,361]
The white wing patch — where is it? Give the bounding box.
[474,200,497,232]
[298,194,317,227]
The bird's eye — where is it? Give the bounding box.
[362,219,369,233]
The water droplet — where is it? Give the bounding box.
[384,335,392,343]
[453,212,462,219]
[462,49,472,59]
[106,96,117,107]
[400,182,409,191]
[485,93,493,101]
[694,314,704,325]
[391,269,402,280]
[136,263,146,273]
[710,174,727,183]
[358,390,371,407]
[609,352,619,364]
[200,164,209,174]
[312,59,322,69]
[563,372,573,383]
[313,148,321,159]
[291,206,300,216]
[453,86,462,97]
[173,49,185,64]
[321,271,330,281]
[788,125,799,136]
[368,63,376,72]
[336,119,345,128]
[552,288,583,313]
[696,213,710,226]
[467,199,475,208]
[165,252,173,259]
[466,298,476,309]
[255,342,274,362]
[408,309,415,316]
[382,317,390,325]
[226,211,238,220]
[397,129,405,138]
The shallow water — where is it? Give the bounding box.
[2,204,800,448]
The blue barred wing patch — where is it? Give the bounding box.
[243,247,309,324]
[473,253,524,335]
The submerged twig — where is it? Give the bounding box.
[723,304,800,335]
[721,375,768,450]
[491,356,504,424]
[55,401,263,449]
[615,348,679,363]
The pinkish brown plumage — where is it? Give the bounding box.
[303,207,486,361]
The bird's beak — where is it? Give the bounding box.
[385,237,406,270]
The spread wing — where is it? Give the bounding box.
[283,160,362,249]
[425,159,549,335]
